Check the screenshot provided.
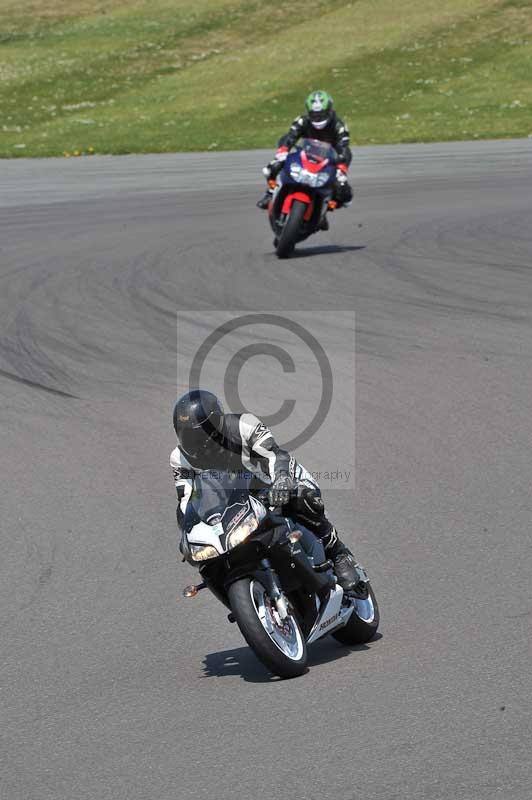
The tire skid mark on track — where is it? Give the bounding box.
[0,367,78,399]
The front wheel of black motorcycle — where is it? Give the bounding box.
[332,585,380,645]
[276,199,307,259]
[228,578,308,678]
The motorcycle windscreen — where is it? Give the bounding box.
[189,469,253,522]
[300,138,336,164]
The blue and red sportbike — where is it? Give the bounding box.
[267,138,338,259]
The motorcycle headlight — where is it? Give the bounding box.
[314,172,329,187]
[291,167,326,187]
[296,169,329,187]
[290,164,302,181]
[190,544,219,562]
[227,515,259,549]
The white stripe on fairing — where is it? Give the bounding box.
[186,520,226,553]
[307,586,345,644]
[250,495,267,522]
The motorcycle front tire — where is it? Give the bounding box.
[228,577,308,678]
[276,199,307,259]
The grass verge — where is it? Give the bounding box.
[0,0,531,157]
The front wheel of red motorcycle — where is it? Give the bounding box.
[276,199,307,259]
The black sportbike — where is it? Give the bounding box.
[182,469,379,678]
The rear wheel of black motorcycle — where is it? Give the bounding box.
[276,199,307,259]
[228,578,308,678]
[332,585,380,645]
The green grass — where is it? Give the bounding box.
[0,0,531,157]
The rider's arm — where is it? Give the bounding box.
[170,448,195,530]
[239,413,292,483]
[277,116,306,152]
[333,117,352,167]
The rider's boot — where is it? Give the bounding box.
[256,189,273,209]
[291,489,365,593]
[319,215,329,231]
[325,531,365,593]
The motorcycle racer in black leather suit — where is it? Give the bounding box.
[257,90,353,218]
[171,389,361,591]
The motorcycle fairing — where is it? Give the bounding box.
[307,586,354,644]
[187,519,226,554]
[187,499,255,553]
[300,150,329,174]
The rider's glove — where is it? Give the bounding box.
[269,473,295,507]
[336,167,348,185]
[264,146,289,179]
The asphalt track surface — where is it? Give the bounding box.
[1,140,532,800]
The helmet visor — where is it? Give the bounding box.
[309,109,330,124]
[177,427,209,459]
[176,412,221,460]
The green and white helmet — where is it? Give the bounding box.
[305,90,334,130]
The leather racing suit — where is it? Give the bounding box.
[260,112,353,208]
[278,111,352,169]
[170,412,338,553]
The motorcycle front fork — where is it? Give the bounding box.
[260,558,290,621]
